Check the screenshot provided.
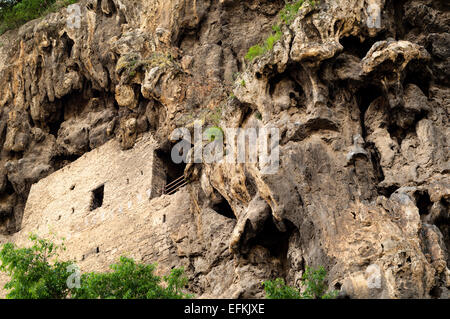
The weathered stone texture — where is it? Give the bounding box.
[0,0,449,298]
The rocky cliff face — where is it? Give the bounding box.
[0,0,448,298]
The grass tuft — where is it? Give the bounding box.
[0,0,78,35]
[244,0,318,62]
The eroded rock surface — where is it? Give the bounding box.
[0,0,448,298]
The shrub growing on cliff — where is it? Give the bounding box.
[263,266,338,299]
[71,257,192,299]
[279,0,305,26]
[245,25,282,61]
[0,234,74,299]
[0,235,192,299]
[244,0,318,61]
[301,266,338,299]
[263,278,302,299]
[0,0,78,35]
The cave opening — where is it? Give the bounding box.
[48,117,63,138]
[403,60,432,97]
[340,32,388,59]
[391,0,409,39]
[377,184,400,198]
[387,109,428,146]
[366,142,386,185]
[51,153,82,171]
[212,195,236,219]
[340,35,371,59]
[413,190,433,216]
[268,67,306,108]
[356,84,383,139]
[3,178,15,196]
[61,33,74,58]
[247,217,296,259]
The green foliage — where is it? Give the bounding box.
[254,111,262,120]
[301,266,338,299]
[279,0,305,26]
[0,0,78,35]
[245,44,265,62]
[244,24,282,61]
[266,25,282,50]
[163,267,192,299]
[0,234,74,299]
[263,278,302,299]
[0,235,192,299]
[244,0,318,61]
[263,266,338,299]
[71,257,192,299]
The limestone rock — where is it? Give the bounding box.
[0,0,448,298]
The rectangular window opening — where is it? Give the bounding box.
[90,184,104,211]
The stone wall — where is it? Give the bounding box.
[0,132,244,299]
[0,133,196,296]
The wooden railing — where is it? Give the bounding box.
[163,175,188,195]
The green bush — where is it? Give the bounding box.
[0,0,78,35]
[244,0,318,61]
[301,265,338,299]
[0,234,74,299]
[0,0,21,11]
[263,278,302,299]
[0,235,192,299]
[263,266,338,299]
[71,257,192,299]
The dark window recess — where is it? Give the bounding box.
[90,185,104,211]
